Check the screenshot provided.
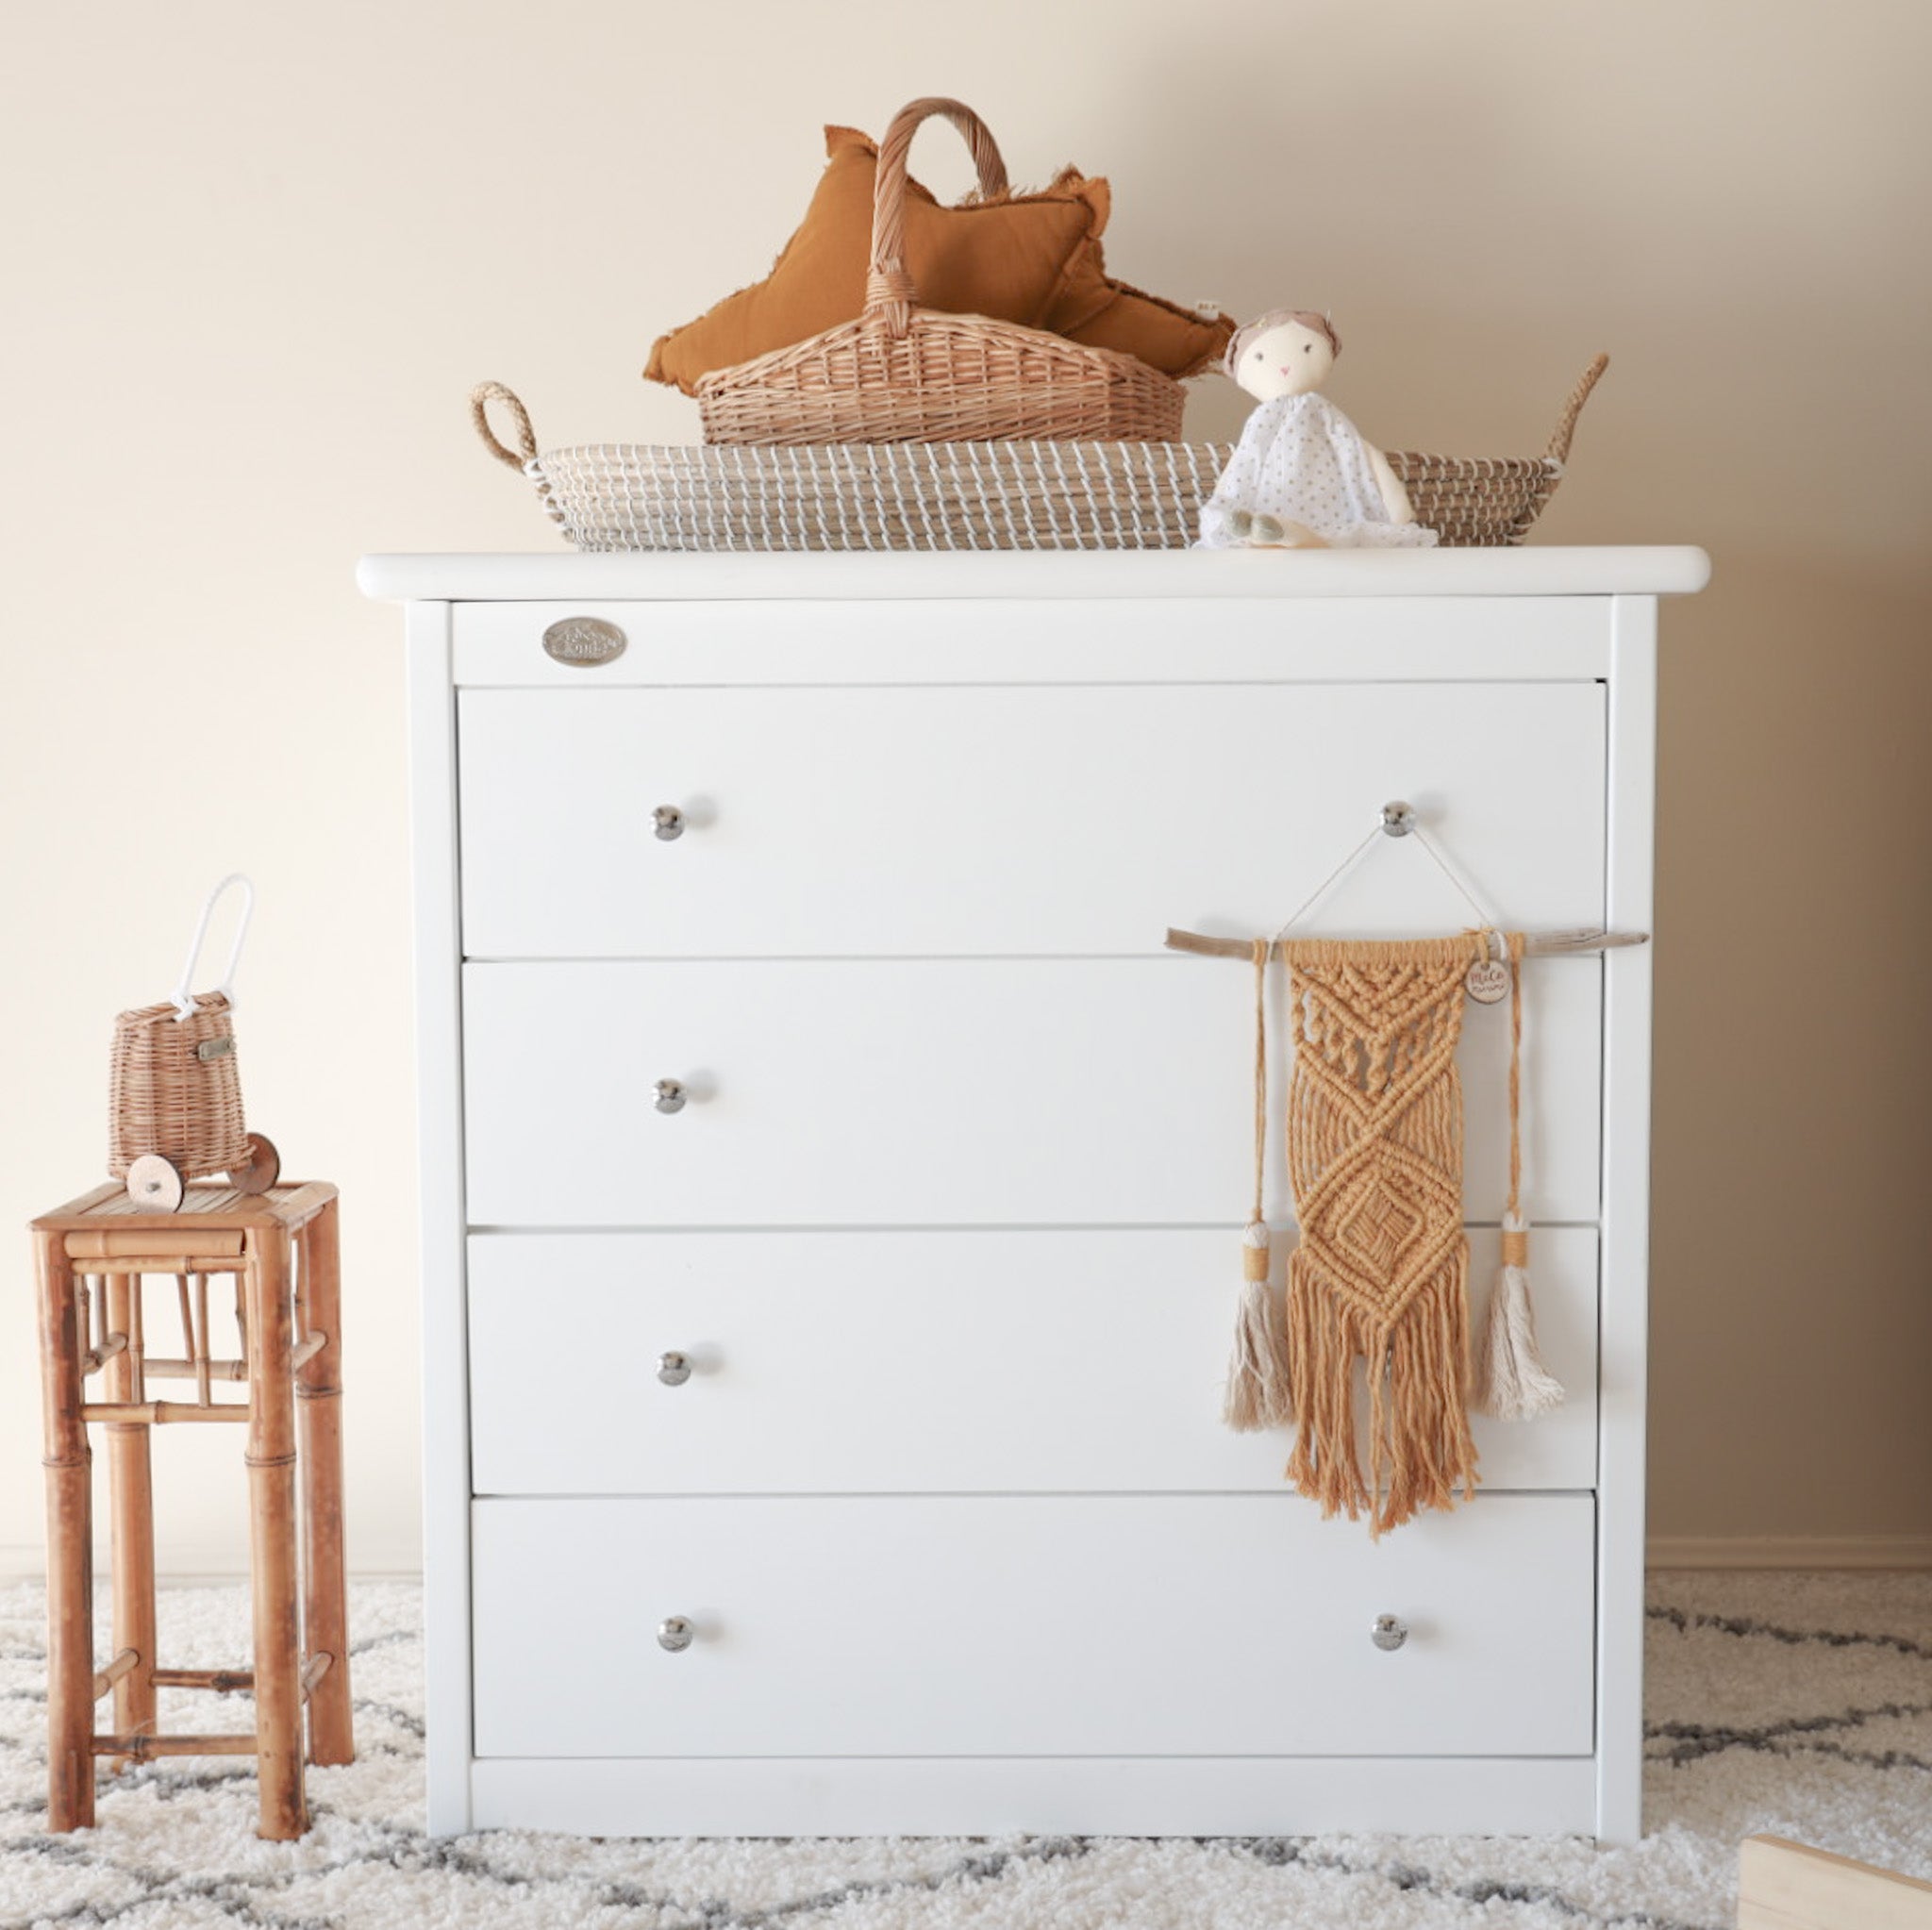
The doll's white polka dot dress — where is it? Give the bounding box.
[1196,393,1440,549]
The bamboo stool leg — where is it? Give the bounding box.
[295,1199,353,1766]
[242,1231,306,1839]
[35,1232,94,1831]
[101,1273,158,1755]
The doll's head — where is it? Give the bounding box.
[1224,309,1341,402]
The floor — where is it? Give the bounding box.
[1,1569,1927,1929]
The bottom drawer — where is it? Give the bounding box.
[472,1494,1595,1759]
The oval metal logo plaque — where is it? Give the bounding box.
[542,616,627,668]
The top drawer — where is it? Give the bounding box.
[457,683,1606,957]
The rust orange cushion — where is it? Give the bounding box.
[644,125,1231,395]
[1055,277,1237,378]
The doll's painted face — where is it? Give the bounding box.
[1236,319,1336,402]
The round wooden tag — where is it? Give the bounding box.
[1465,958,1511,1005]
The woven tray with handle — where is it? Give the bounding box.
[473,354,1607,550]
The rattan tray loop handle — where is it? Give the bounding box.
[472,381,541,471]
[170,873,254,1021]
[864,97,1011,340]
[1546,353,1609,465]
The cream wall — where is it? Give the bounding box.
[2,0,1928,1576]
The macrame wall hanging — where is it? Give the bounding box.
[1168,801,1645,1537]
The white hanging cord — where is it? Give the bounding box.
[1274,805,1504,943]
[1408,821,1505,932]
[170,874,256,1021]
[1272,823,1383,940]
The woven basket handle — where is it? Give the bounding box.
[865,97,1010,339]
[472,381,540,470]
[171,873,254,1021]
[1545,354,1609,464]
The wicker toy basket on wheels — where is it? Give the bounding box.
[108,874,280,1211]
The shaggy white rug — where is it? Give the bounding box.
[1,1570,1927,1929]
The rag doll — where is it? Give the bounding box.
[1197,310,1437,549]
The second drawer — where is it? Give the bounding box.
[468,1226,1601,1494]
[462,957,1603,1226]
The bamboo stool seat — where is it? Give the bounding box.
[30,1180,352,1839]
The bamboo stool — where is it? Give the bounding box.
[30,1180,352,1839]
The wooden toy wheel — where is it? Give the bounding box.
[125,1155,185,1212]
[228,1133,281,1194]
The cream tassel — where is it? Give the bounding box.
[1224,1220,1291,1430]
[1475,1212,1565,1419]
[1474,933,1565,1420]
[1224,938,1292,1431]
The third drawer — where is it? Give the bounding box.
[468,1225,1600,1494]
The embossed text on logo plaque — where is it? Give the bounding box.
[542,616,628,668]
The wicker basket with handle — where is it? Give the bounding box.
[692,96,1189,446]
[473,356,1607,551]
[108,873,281,1209]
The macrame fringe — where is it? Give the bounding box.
[1283,1243,1479,1538]
[1223,1220,1292,1431]
[1473,1211,1566,1420]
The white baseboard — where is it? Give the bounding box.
[10,1538,1928,1584]
[0,1543,422,1588]
[1648,1534,1932,1571]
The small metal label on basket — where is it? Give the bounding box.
[542,617,627,668]
[195,1036,235,1061]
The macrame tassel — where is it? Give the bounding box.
[1472,932,1566,1421]
[1475,1212,1565,1420]
[1223,939,1294,1432]
[1224,1221,1292,1431]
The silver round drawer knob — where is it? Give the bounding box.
[657,1350,691,1387]
[653,806,686,841]
[657,1616,695,1653]
[654,1079,688,1114]
[1372,1614,1409,1652]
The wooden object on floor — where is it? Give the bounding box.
[1740,1836,1932,1930]
[30,1181,353,1840]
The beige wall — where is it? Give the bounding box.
[3,0,1928,1575]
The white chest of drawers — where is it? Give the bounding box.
[362,546,1707,1843]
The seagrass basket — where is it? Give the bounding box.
[692,96,1188,446]
[473,355,1607,552]
[108,875,280,1209]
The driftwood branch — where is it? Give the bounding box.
[1163,926,1649,962]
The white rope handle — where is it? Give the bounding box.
[171,874,255,1021]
